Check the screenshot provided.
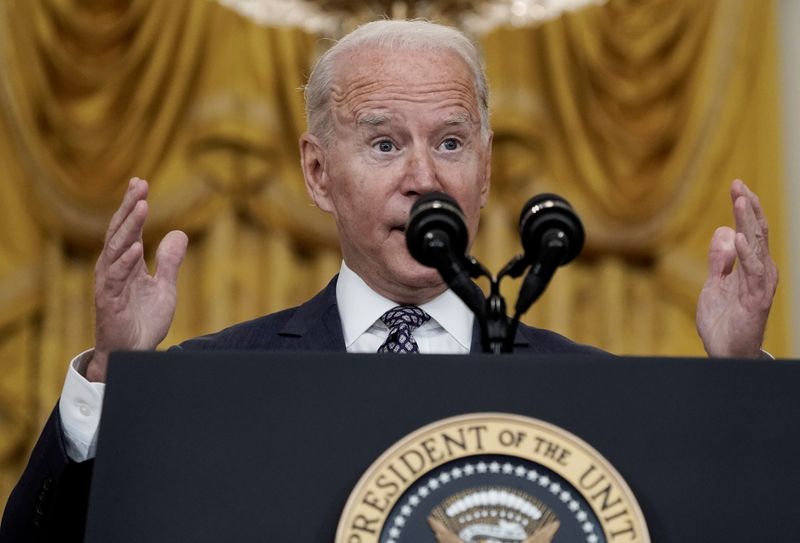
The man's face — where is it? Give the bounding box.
[301,46,492,304]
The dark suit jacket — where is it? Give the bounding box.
[0,276,603,542]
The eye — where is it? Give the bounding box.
[374,140,397,153]
[439,137,461,151]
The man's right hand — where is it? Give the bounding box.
[86,177,188,382]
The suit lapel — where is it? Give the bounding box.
[278,276,346,352]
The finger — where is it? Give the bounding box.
[707,226,736,278]
[729,178,747,205]
[102,241,144,296]
[103,199,148,266]
[741,181,771,256]
[734,231,767,296]
[105,177,149,245]
[154,230,188,287]
[732,193,762,253]
[731,179,771,259]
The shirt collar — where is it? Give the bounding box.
[336,261,474,350]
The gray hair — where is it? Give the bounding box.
[304,20,490,145]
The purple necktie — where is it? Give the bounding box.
[377,306,431,353]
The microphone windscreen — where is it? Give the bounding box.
[518,193,584,265]
[406,192,469,267]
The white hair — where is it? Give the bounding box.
[304,20,490,145]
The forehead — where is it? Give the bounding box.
[330,47,480,125]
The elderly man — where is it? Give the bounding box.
[0,19,777,542]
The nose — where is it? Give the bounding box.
[400,145,441,196]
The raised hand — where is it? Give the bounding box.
[86,177,188,382]
[696,179,778,357]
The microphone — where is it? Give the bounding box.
[406,192,485,318]
[518,193,584,266]
[406,192,468,272]
[504,194,585,351]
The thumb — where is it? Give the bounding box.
[155,230,188,286]
[707,226,736,279]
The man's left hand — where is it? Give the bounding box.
[696,179,778,357]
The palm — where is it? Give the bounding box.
[697,240,761,356]
[98,252,179,352]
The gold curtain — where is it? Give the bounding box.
[0,0,338,499]
[479,0,787,356]
[0,0,788,504]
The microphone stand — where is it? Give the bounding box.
[464,255,525,354]
[461,258,509,354]
[502,229,568,353]
[459,230,569,354]
[484,279,508,354]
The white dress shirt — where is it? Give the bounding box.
[58,261,474,462]
[337,261,473,354]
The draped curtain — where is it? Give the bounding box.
[480,0,787,354]
[0,0,787,503]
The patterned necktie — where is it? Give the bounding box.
[377,305,431,353]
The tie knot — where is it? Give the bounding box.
[377,305,431,354]
[380,305,431,331]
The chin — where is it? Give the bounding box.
[395,259,445,288]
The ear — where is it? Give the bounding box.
[300,132,334,213]
[480,130,493,208]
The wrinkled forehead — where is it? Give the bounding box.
[329,47,481,125]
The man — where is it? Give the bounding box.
[0,20,777,542]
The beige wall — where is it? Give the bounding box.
[778,0,800,356]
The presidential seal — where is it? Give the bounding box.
[336,413,649,543]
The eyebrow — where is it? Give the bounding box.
[357,113,389,126]
[444,112,470,125]
[356,112,473,127]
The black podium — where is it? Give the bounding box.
[85,352,800,542]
